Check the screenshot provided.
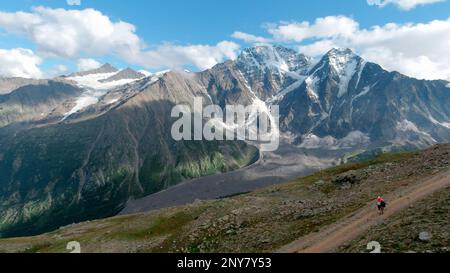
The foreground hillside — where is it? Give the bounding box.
[0,144,448,253]
[340,185,449,253]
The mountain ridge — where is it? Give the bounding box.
[0,45,450,238]
[68,63,119,78]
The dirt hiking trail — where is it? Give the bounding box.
[278,169,450,253]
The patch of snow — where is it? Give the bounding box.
[238,70,256,99]
[67,71,139,90]
[63,69,169,120]
[284,71,304,80]
[62,89,107,120]
[354,61,366,89]
[238,44,303,81]
[395,119,436,144]
[253,45,290,73]
[210,70,279,151]
[396,120,422,133]
[337,59,358,98]
[309,59,326,76]
[446,83,450,88]
[328,49,354,74]
[350,83,378,117]
[138,70,152,77]
[354,86,372,100]
[107,98,119,105]
[141,77,160,89]
[63,71,134,119]
[267,76,306,104]
[264,56,323,104]
[307,108,320,118]
[428,115,450,130]
[305,76,320,101]
[397,119,436,138]
[210,94,280,152]
[154,69,171,77]
[327,49,361,98]
[145,70,170,86]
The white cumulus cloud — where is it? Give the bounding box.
[131,41,240,71]
[367,0,445,10]
[0,48,43,78]
[0,7,240,72]
[77,58,101,71]
[266,16,359,42]
[46,64,70,78]
[231,31,270,43]
[0,7,142,59]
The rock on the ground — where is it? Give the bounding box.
[419,231,432,242]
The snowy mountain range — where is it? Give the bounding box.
[279,47,450,150]
[1,44,450,237]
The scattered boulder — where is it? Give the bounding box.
[332,171,361,186]
[226,229,236,235]
[419,231,432,242]
[315,180,326,186]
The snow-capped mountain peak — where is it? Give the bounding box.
[237,44,311,75]
[62,66,153,120]
[325,48,362,75]
[308,48,366,98]
[234,44,313,100]
[67,66,147,90]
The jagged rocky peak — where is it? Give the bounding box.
[307,48,367,98]
[231,44,314,100]
[327,47,357,57]
[70,63,119,77]
[320,48,364,73]
[120,68,146,78]
[93,63,119,74]
[236,44,312,74]
[99,68,146,83]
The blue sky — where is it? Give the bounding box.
[0,0,450,80]
[4,0,449,44]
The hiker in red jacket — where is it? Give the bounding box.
[377,196,386,215]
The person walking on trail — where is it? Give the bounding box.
[377,196,386,215]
